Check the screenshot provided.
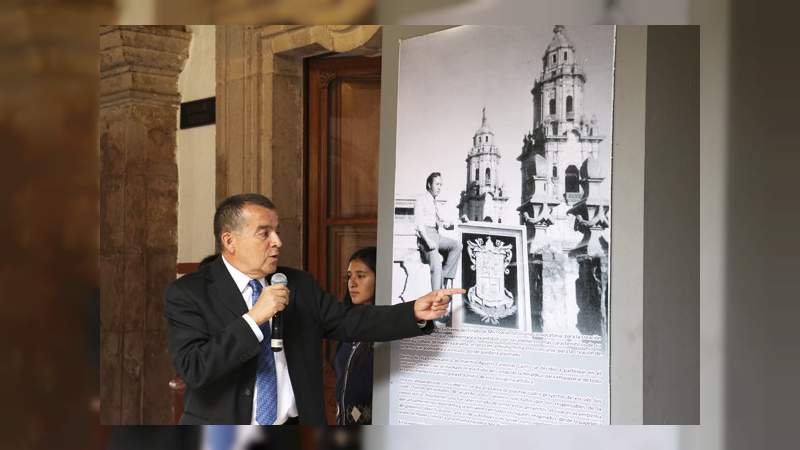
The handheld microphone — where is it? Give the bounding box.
[270,272,288,352]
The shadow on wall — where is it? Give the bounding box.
[725,0,800,449]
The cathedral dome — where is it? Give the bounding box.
[475,123,494,136]
[474,107,494,136]
[546,25,574,52]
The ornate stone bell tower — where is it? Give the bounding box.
[458,108,509,222]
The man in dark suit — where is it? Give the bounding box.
[165,193,461,425]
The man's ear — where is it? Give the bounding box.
[220,231,235,254]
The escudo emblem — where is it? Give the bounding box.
[465,236,517,324]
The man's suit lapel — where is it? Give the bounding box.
[209,256,248,317]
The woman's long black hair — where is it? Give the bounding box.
[342,246,377,306]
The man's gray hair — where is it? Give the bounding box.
[213,193,276,247]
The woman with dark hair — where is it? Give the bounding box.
[334,246,377,425]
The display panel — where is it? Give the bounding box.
[389,25,615,424]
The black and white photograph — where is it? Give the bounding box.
[458,222,529,330]
[391,25,614,338]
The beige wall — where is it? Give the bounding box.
[177,25,216,263]
[115,0,155,23]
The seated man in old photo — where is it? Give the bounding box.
[414,172,462,292]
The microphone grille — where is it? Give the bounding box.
[271,272,288,285]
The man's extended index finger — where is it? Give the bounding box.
[439,288,466,296]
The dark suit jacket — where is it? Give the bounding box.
[164,257,432,425]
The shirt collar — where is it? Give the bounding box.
[425,190,437,203]
[221,254,264,293]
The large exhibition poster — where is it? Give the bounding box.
[389,25,615,424]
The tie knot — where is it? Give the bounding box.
[248,279,262,296]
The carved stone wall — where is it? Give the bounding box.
[216,25,380,269]
[99,25,191,424]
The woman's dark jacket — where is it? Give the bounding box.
[333,339,374,425]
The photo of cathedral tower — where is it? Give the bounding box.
[390,24,615,425]
[517,25,610,335]
[457,108,510,223]
[392,25,613,337]
[520,24,604,210]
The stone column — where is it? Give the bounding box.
[520,154,560,332]
[0,2,113,448]
[567,158,610,337]
[99,25,191,424]
[527,252,545,332]
[521,198,559,332]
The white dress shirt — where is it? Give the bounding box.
[221,255,298,424]
[414,190,441,233]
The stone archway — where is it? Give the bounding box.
[216,25,381,268]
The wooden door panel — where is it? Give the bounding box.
[328,79,381,219]
[307,56,381,279]
[306,55,381,424]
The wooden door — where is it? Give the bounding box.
[306,55,381,424]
